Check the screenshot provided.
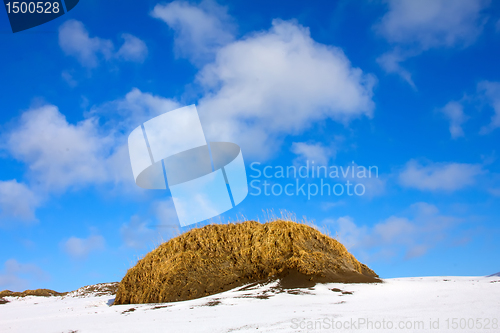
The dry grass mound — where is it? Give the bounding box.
[0,289,67,298]
[115,220,379,305]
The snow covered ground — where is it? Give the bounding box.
[1,276,499,333]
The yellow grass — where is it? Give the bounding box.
[114,219,379,305]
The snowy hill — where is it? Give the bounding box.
[1,276,499,333]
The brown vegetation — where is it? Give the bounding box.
[0,289,67,298]
[114,220,380,305]
[0,283,118,300]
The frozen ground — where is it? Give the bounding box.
[1,276,499,333]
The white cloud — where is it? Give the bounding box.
[399,160,483,191]
[438,100,468,138]
[376,48,417,88]
[59,20,113,68]
[151,0,235,63]
[327,202,460,261]
[0,259,48,291]
[0,88,178,228]
[412,201,439,216]
[0,99,148,219]
[0,180,40,224]
[197,19,376,158]
[375,0,490,85]
[1,88,179,211]
[112,88,180,129]
[330,216,368,250]
[89,88,180,187]
[116,33,148,63]
[104,143,135,188]
[291,142,335,166]
[373,216,416,246]
[62,234,105,259]
[4,105,113,193]
[477,80,500,133]
[58,20,148,68]
[376,0,489,49]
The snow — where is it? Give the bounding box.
[1,276,499,333]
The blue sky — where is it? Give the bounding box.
[1,0,500,292]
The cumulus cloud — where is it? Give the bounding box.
[116,33,148,63]
[110,88,180,130]
[291,142,335,166]
[197,19,376,158]
[0,180,40,224]
[327,202,460,261]
[151,0,235,63]
[62,234,105,259]
[92,89,181,189]
[477,80,500,133]
[375,0,490,86]
[376,47,418,88]
[58,20,148,68]
[399,160,483,191]
[438,100,468,138]
[1,103,124,220]
[330,216,368,250]
[376,0,489,49]
[0,259,48,291]
[58,20,114,68]
[437,80,500,136]
[4,105,113,193]
[0,87,181,219]
[0,91,184,235]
